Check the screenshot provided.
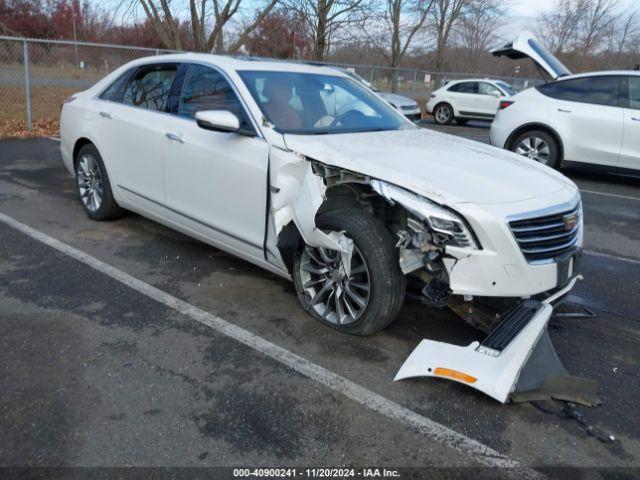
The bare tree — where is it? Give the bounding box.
[136,0,279,52]
[364,0,434,91]
[455,0,506,54]
[536,0,621,57]
[536,0,583,54]
[577,0,620,56]
[430,0,472,70]
[290,0,369,61]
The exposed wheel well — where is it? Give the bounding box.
[72,138,94,167]
[434,102,453,112]
[506,124,564,162]
[277,182,399,274]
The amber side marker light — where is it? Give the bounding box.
[433,367,477,384]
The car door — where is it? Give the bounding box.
[96,63,178,205]
[448,81,479,116]
[162,63,269,257]
[542,76,623,166]
[619,76,640,170]
[477,82,503,117]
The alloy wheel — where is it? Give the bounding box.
[515,136,551,164]
[298,244,371,325]
[77,154,103,212]
[435,106,450,123]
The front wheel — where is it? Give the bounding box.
[293,209,406,336]
[511,130,560,168]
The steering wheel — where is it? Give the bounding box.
[329,109,365,128]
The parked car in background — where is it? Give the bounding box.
[339,68,422,121]
[491,31,640,171]
[426,79,516,125]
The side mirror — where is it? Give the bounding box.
[195,110,254,136]
[492,91,502,98]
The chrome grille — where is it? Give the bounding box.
[509,203,581,263]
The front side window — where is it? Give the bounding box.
[123,65,178,112]
[537,76,620,107]
[479,82,501,96]
[239,71,410,135]
[627,77,640,109]
[178,64,248,126]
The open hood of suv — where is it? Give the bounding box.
[491,31,571,80]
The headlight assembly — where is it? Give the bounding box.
[371,180,480,250]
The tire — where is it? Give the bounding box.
[74,143,125,221]
[510,130,560,168]
[433,103,454,125]
[293,209,406,336]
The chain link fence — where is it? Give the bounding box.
[0,35,541,136]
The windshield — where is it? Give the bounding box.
[238,71,411,135]
[495,81,517,96]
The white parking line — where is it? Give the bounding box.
[0,212,542,478]
[580,189,640,202]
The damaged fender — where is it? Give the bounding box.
[268,147,352,262]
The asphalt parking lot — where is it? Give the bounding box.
[1,123,639,477]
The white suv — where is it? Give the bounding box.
[426,79,516,125]
[490,31,640,171]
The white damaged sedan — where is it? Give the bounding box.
[61,54,584,401]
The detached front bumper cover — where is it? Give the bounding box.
[395,276,599,405]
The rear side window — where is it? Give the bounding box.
[627,77,640,109]
[99,68,136,102]
[178,64,247,124]
[537,76,620,107]
[123,65,178,112]
[448,82,477,94]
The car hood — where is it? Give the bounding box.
[283,128,575,206]
[379,92,418,107]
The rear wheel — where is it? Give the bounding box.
[433,103,454,125]
[75,144,125,220]
[293,209,406,336]
[511,130,560,168]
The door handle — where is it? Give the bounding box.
[99,111,112,119]
[631,117,640,121]
[165,132,185,143]
[557,108,571,113]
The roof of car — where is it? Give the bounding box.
[447,78,506,84]
[130,52,346,76]
[557,70,640,81]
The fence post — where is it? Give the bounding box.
[23,40,32,133]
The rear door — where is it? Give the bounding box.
[619,76,640,170]
[448,81,479,116]
[96,63,178,205]
[540,76,623,166]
